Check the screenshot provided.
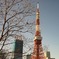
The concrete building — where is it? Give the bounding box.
[44,51,55,59]
[23,54,31,59]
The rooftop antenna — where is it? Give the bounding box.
[37,3,39,9]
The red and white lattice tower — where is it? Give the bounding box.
[31,3,46,59]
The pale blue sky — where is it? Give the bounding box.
[30,0,59,59]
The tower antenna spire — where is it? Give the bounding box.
[37,3,39,9]
[35,3,41,37]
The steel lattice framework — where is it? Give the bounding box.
[31,3,46,59]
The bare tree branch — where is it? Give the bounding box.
[0,0,35,57]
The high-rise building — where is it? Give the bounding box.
[5,39,23,59]
[14,39,23,59]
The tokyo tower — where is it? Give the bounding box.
[31,3,46,59]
